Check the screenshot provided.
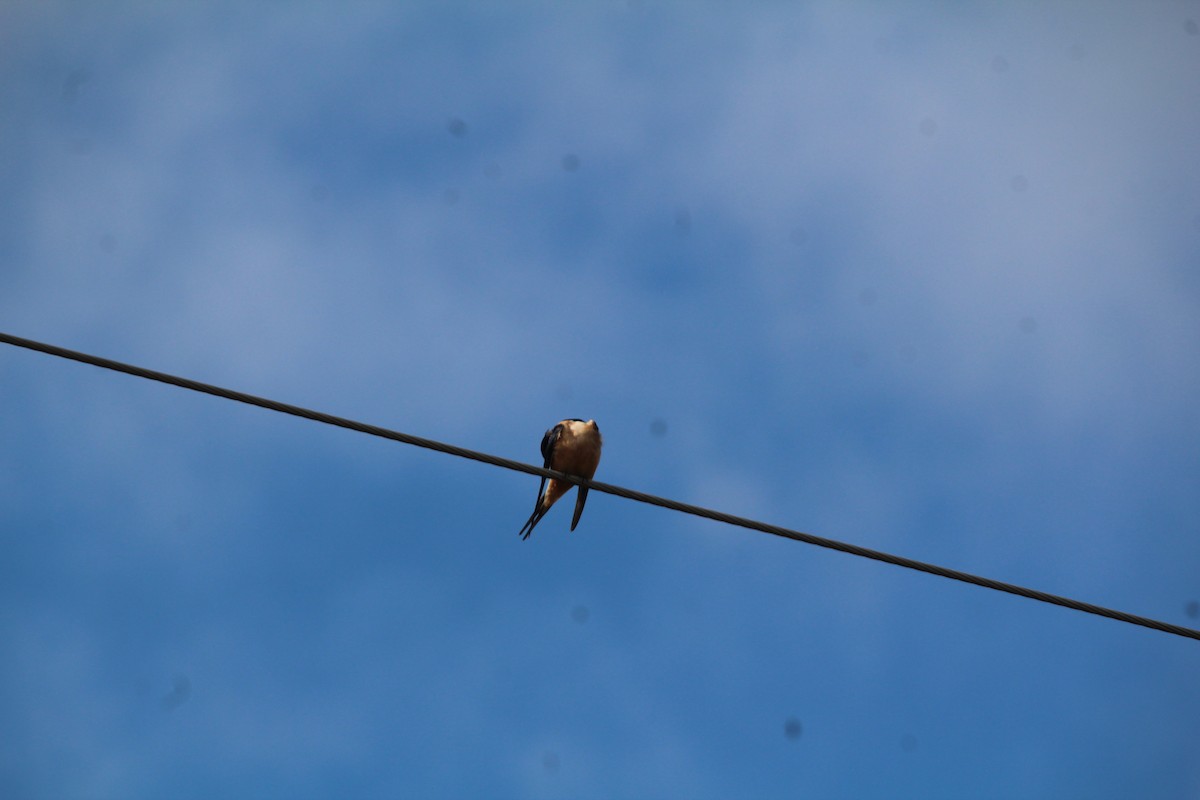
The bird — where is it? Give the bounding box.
[518,419,603,540]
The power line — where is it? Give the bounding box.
[3,330,1198,642]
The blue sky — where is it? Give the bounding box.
[2,2,1199,798]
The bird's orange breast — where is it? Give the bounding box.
[551,425,602,478]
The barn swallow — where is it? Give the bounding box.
[518,419,602,540]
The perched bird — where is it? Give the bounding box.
[519,419,603,540]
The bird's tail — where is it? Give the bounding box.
[570,485,590,531]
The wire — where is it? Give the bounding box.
[3,330,1198,642]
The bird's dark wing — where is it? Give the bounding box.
[519,423,565,540]
[540,422,565,468]
[518,498,550,540]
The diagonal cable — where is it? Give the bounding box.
[3,330,1197,641]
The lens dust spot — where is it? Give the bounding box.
[571,605,590,624]
[62,68,91,101]
[483,162,502,180]
[650,418,667,437]
[161,675,191,710]
[542,751,560,773]
[919,117,938,137]
[446,117,467,137]
[784,716,803,741]
[1185,19,1199,35]
[1019,316,1038,334]
[990,55,1009,73]
[1010,175,1028,193]
[1185,600,1199,619]
[674,206,692,234]
[98,234,117,254]
[442,188,460,205]
[901,733,918,753]
[858,288,877,307]
[561,153,580,172]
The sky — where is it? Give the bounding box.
[2,2,1199,798]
